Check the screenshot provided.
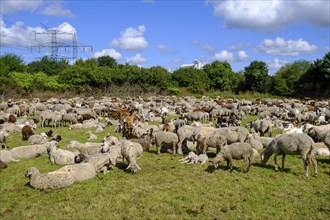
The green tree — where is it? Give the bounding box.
[244,61,270,93]
[172,68,210,93]
[28,56,68,75]
[0,53,26,76]
[97,56,117,67]
[203,61,235,91]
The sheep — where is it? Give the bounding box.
[246,135,263,151]
[9,141,56,160]
[260,133,317,178]
[22,125,34,140]
[0,159,7,169]
[130,128,153,152]
[28,134,48,145]
[307,127,330,149]
[153,131,179,154]
[314,147,330,156]
[179,151,209,164]
[47,143,78,165]
[173,118,186,133]
[198,132,227,155]
[25,167,75,190]
[177,125,197,154]
[0,150,20,162]
[251,133,273,148]
[0,130,9,149]
[83,153,116,174]
[121,141,143,174]
[66,141,103,156]
[56,163,96,182]
[213,142,254,173]
[247,119,273,137]
[87,131,97,140]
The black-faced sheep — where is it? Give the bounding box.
[213,142,254,173]
[260,133,317,178]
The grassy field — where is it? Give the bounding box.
[1,117,329,220]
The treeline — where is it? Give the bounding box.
[0,52,329,98]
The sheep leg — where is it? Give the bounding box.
[177,142,183,155]
[302,157,309,178]
[172,142,176,154]
[281,154,286,170]
[244,157,251,173]
[229,159,233,172]
[310,155,318,177]
[274,153,279,171]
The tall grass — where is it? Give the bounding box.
[0,118,329,219]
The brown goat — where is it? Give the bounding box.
[80,114,95,121]
[22,125,34,141]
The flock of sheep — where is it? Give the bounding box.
[0,95,329,190]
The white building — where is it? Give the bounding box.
[180,60,204,70]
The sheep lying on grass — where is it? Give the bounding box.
[66,141,103,156]
[25,167,75,190]
[213,142,254,173]
[260,133,317,178]
[28,134,48,145]
[48,143,80,166]
[179,152,208,164]
[56,163,96,182]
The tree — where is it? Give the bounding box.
[0,53,26,76]
[97,56,117,67]
[28,56,68,75]
[272,60,311,96]
[203,61,235,91]
[172,68,210,93]
[244,61,270,93]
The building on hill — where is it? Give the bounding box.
[180,60,204,70]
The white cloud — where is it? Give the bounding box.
[0,0,43,14]
[213,50,234,61]
[259,37,317,56]
[94,49,122,60]
[1,18,76,49]
[236,50,249,61]
[42,2,74,18]
[111,25,148,51]
[202,44,215,53]
[267,58,289,72]
[208,0,330,32]
[126,53,147,65]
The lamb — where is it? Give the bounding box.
[66,140,103,156]
[25,167,75,190]
[121,140,143,174]
[179,151,208,164]
[87,131,97,140]
[153,131,179,154]
[22,125,34,140]
[260,133,317,178]
[47,143,78,165]
[56,163,96,182]
[213,142,254,173]
[314,147,330,156]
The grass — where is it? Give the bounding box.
[1,117,330,219]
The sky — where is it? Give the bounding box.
[0,0,329,74]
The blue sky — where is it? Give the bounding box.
[1,0,329,74]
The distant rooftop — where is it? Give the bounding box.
[180,60,204,70]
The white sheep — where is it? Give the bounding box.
[153,131,179,154]
[86,131,97,140]
[84,153,116,174]
[25,167,75,190]
[179,151,208,164]
[66,140,103,156]
[0,130,9,149]
[121,141,143,174]
[56,163,96,182]
[47,144,78,165]
[260,133,317,178]
[9,141,56,160]
[213,142,254,173]
[0,150,19,163]
[28,134,48,145]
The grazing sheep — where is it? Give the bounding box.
[307,127,330,149]
[247,135,264,151]
[179,151,209,164]
[56,163,96,182]
[247,119,273,137]
[130,129,153,152]
[121,141,143,174]
[198,132,227,155]
[0,159,7,169]
[153,131,179,154]
[213,142,254,173]
[260,133,317,178]
[25,167,75,190]
[177,125,196,155]
[22,125,34,140]
[173,118,186,133]
[66,141,103,156]
[251,133,273,148]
